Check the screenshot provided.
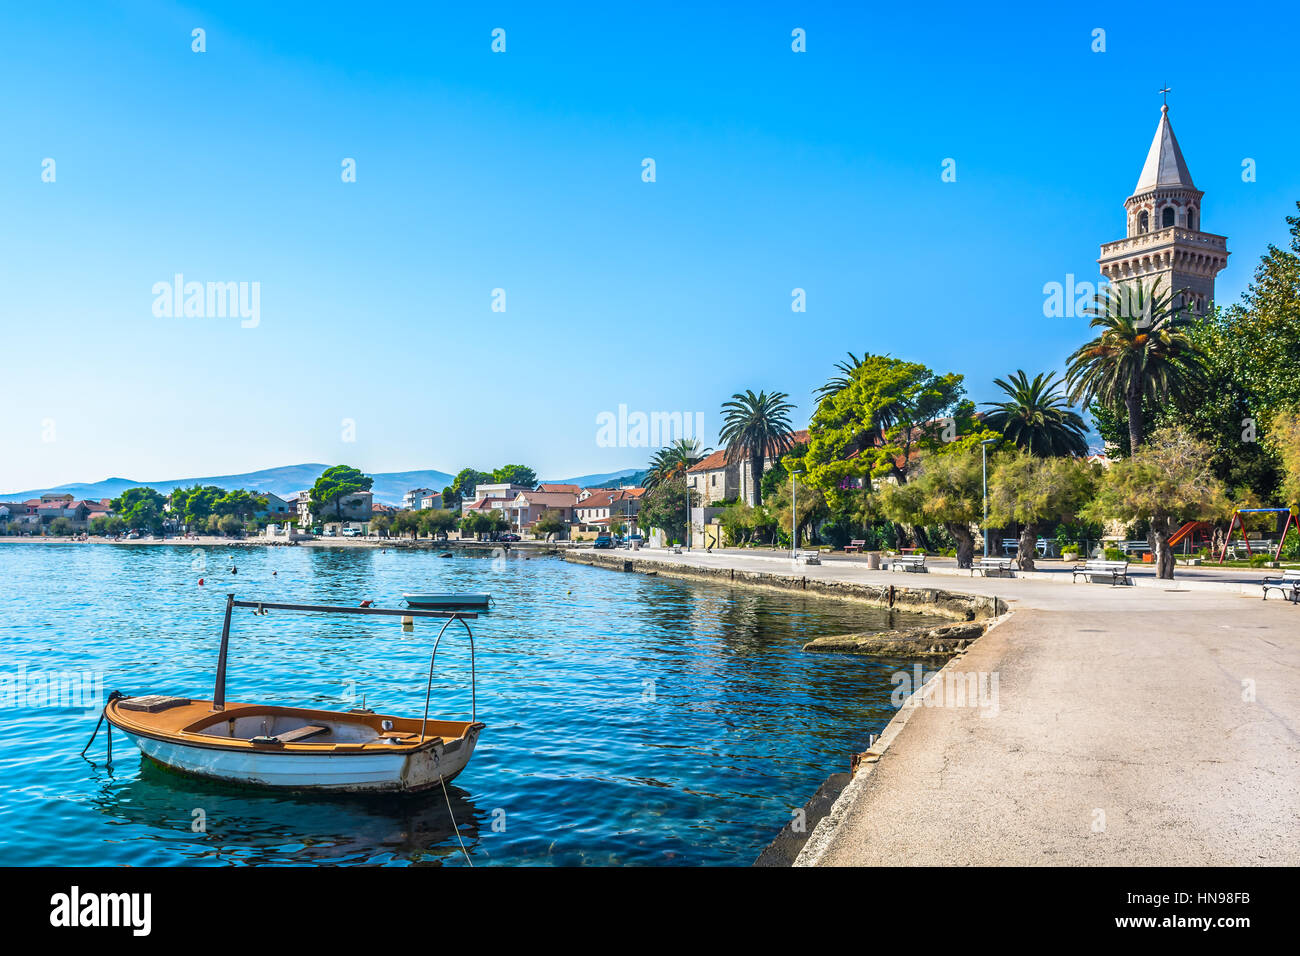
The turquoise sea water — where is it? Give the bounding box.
[0,543,938,866]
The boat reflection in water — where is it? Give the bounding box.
[87,759,485,865]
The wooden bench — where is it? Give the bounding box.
[971,557,1014,577]
[1261,569,1300,603]
[796,550,821,565]
[277,724,329,743]
[1072,559,1130,586]
[888,554,926,572]
[843,539,866,553]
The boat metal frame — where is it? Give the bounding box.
[215,594,478,728]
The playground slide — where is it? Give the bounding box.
[1168,521,1208,548]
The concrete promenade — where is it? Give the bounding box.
[591,547,1300,865]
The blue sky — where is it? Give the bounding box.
[2,1,1297,492]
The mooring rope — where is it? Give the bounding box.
[81,690,126,764]
[439,774,472,866]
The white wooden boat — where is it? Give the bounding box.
[403,592,492,611]
[99,596,484,793]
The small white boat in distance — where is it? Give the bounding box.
[101,596,484,793]
[403,593,492,611]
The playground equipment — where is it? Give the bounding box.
[1169,520,1213,553]
[1217,508,1298,564]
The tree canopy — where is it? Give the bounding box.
[309,465,373,521]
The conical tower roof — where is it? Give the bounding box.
[1134,105,1195,193]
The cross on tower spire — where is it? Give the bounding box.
[1159,85,1171,109]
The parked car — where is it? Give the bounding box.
[323,528,337,537]
[593,534,614,549]
[341,527,361,537]
[500,533,520,542]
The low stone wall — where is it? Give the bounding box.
[562,550,1006,622]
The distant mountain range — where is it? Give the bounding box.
[2,465,648,506]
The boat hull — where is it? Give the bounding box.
[120,725,482,793]
[402,593,491,610]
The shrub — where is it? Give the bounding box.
[1104,547,1124,561]
[1248,553,1271,568]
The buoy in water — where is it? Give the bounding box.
[401,615,414,629]
[359,600,374,608]
[198,578,204,586]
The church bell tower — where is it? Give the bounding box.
[1097,101,1229,314]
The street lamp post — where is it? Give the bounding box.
[980,439,998,559]
[791,469,803,558]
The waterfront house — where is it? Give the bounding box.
[503,489,578,533]
[574,488,645,535]
[536,483,580,494]
[257,491,291,518]
[297,490,373,528]
[403,487,438,510]
[462,483,532,515]
[418,492,443,510]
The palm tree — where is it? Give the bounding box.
[644,438,709,489]
[981,371,1090,458]
[814,352,868,405]
[1066,279,1206,452]
[719,390,796,506]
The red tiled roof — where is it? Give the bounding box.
[537,483,580,494]
[687,430,810,473]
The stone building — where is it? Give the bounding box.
[1097,103,1229,314]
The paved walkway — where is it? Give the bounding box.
[615,548,1300,865]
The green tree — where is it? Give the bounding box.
[111,487,166,533]
[534,509,566,538]
[450,469,492,503]
[392,511,421,539]
[217,514,243,536]
[309,465,373,522]
[420,508,459,539]
[215,489,265,521]
[1265,408,1300,506]
[639,478,695,544]
[988,451,1098,571]
[1216,202,1300,416]
[718,501,762,546]
[492,464,537,487]
[1067,278,1206,452]
[370,514,393,537]
[718,389,796,507]
[48,516,74,536]
[806,355,972,499]
[1084,426,1229,579]
[981,370,1089,457]
[878,448,986,567]
[764,475,828,551]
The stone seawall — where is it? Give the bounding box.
[562,550,1006,621]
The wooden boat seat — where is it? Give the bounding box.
[276,724,329,743]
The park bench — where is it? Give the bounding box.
[844,539,866,553]
[971,557,1014,578]
[1072,559,1131,586]
[796,550,821,566]
[1001,538,1018,553]
[888,554,926,573]
[1261,569,1300,603]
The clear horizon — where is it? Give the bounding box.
[3,2,1298,491]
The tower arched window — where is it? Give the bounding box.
[1162,206,1175,228]
[1187,209,1196,231]
[1137,211,1149,234]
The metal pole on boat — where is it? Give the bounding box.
[213,592,234,711]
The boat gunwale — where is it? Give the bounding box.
[106,699,485,757]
